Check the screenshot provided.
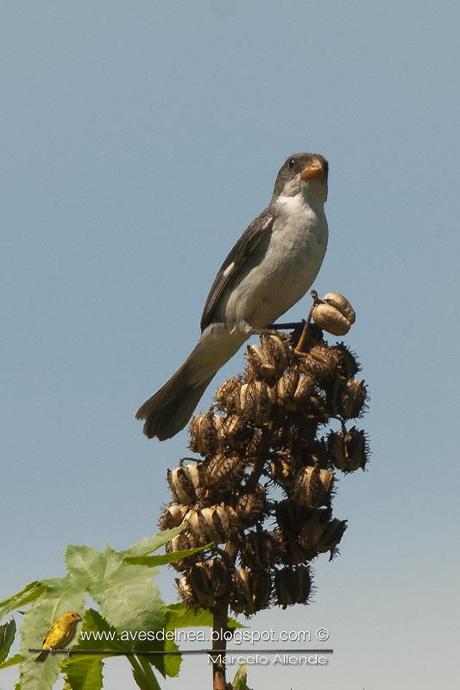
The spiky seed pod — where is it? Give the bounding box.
[205,453,247,492]
[298,344,342,381]
[275,565,312,608]
[167,464,204,505]
[275,500,312,536]
[264,332,291,367]
[189,412,224,455]
[235,381,275,425]
[305,392,330,422]
[166,531,206,571]
[298,509,347,557]
[176,575,196,607]
[328,427,368,472]
[231,568,272,615]
[276,370,315,411]
[188,562,215,608]
[217,415,252,449]
[206,558,233,599]
[276,369,300,408]
[181,558,232,603]
[246,332,291,380]
[293,373,316,405]
[270,415,319,453]
[235,485,266,527]
[187,504,237,543]
[239,530,278,569]
[333,342,360,379]
[269,455,295,488]
[246,343,274,380]
[215,376,242,413]
[291,466,334,508]
[323,292,356,325]
[338,378,367,419]
[292,438,330,470]
[158,504,190,530]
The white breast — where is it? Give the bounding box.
[224,193,328,327]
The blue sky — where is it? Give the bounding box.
[1,1,459,688]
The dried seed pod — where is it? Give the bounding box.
[270,414,318,451]
[188,562,215,608]
[275,565,312,608]
[176,575,196,607]
[182,558,232,603]
[298,509,347,557]
[262,333,290,373]
[217,415,252,449]
[276,370,300,408]
[189,412,223,455]
[269,455,295,487]
[299,344,341,380]
[205,558,233,599]
[276,370,315,410]
[187,504,237,543]
[333,342,360,379]
[292,466,334,508]
[328,427,368,472]
[158,503,190,530]
[305,392,330,422]
[215,376,242,412]
[275,500,312,536]
[167,465,201,505]
[237,381,275,424]
[239,530,278,569]
[338,378,367,419]
[235,485,266,527]
[323,292,356,325]
[311,302,351,335]
[166,530,206,571]
[205,453,247,491]
[231,568,272,615]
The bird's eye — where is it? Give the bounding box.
[288,158,295,169]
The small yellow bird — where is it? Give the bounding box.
[35,611,82,662]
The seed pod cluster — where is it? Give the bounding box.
[163,293,369,616]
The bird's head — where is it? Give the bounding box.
[62,611,82,623]
[272,152,329,204]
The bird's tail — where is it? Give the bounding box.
[35,651,49,662]
[135,325,246,441]
[135,364,214,441]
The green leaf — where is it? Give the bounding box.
[0,653,24,669]
[0,618,16,663]
[64,545,179,679]
[128,655,161,690]
[0,582,45,620]
[163,603,243,631]
[124,542,212,567]
[64,546,106,591]
[18,575,86,690]
[61,610,111,690]
[121,525,187,560]
[63,610,164,690]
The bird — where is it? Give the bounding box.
[136,152,329,441]
[35,611,82,662]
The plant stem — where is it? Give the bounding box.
[211,601,229,690]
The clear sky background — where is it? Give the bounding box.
[2,1,459,688]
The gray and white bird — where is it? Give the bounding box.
[136,152,329,440]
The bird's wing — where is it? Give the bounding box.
[42,622,58,647]
[200,208,274,331]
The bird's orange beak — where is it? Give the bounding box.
[300,156,327,182]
